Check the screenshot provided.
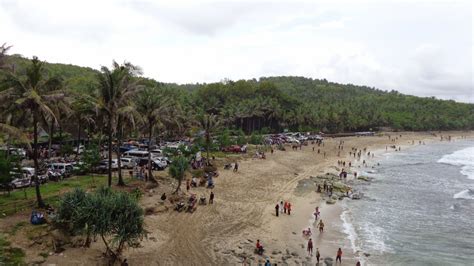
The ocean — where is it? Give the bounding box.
[342,140,474,265]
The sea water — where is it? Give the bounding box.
[344,140,474,265]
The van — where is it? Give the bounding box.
[122,150,149,159]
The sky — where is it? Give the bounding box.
[0,0,472,102]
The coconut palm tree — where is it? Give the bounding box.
[0,56,65,207]
[96,61,142,187]
[0,43,12,70]
[169,155,189,193]
[196,113,220,163]
[135,86,170,182]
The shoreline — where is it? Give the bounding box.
[321,133,474,265]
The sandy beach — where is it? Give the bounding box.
[17,131,474,265]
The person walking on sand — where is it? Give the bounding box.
[336,248,342,263]
[279,201,284,213]
[233,162,239,172]
[307,238,313,256]
[209,191,214,204]
[275,203,279,217]
[318,220,325,233]
[287,202,292,215]
[284,201,288,214]
[315,248,321,264]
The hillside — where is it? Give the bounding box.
[3,55,474,133]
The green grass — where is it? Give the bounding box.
[0,175,108,216]
[0,234,25,265]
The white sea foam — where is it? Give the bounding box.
[438,146,474,180]
[340,208,358,253]
[453,189,474,200]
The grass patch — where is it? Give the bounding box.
[10,221,28,235]
[0,175,110,216]
[0,234,25,265]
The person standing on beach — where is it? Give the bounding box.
[209,191,214,204]
[307,238,313,256]
[275,203,279,217]
[283,201,288,214]
[336,248,342,263]
[279,201,284,213]
[315,248,321,264]
[287,202,292,215]
[318,220,325,233]
[234,162,239,172]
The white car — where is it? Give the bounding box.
[120,157,136,169]
[74,145,85,155]
[10,177,31,189]
[48,163,74,177]
[98,159,119,173]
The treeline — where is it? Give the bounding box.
[3,54,474,134]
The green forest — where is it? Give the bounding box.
[2,53,474,138]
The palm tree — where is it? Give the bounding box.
[196,113,220,163]
[135,86,170,182]
[96,61,142,187]
[0,56,65,208]
[169,155,189,193]
[0,43,12,70]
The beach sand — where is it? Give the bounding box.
[35,131,474,265]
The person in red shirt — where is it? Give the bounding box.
[336,248,342,263]
[256,239,264,255]
[283,201,288,214]
[287,202,292,215]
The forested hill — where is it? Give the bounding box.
[4,55,474,133]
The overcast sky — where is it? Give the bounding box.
[1,0,472,102]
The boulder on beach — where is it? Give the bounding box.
[357,176,371,182]
[326,199,336,204]
[332,181,350,193]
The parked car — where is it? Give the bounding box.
[119,144,139,153]
[74,145,85,155]
[122,150,150,159]
[0,147,27,159]
[48,163,74,178]
[120,157,137,169]
[137,158,166,171]
[10,177,31,189]
[21,167,48,184]
[98,159,119,173]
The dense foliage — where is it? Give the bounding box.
[54,187,145,261]
[3,55,472,135]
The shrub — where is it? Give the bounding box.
[54,187,146,262]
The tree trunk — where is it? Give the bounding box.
[174,176,182,193]
[59,125,63,155]
[48,122,53,158]
[107,116,113,187]
[147,123,155,183]
[206,132,210,165]
[33,115,45,208]
[76,121,81,158]
[116,118,125,186]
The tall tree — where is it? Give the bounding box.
[96,61,142,187]
[0,56,65,207]
[135,86,170,182]
[169,156,189,193]
[197,113,220,163]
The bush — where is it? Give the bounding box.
[249,133,263,145]
[54,187,146,261]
